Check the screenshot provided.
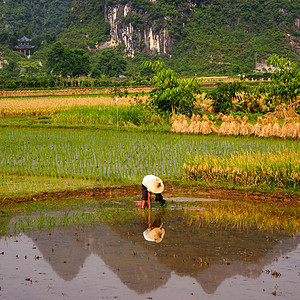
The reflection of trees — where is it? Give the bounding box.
[24,210,300,295]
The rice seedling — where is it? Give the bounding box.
[0,127,298,198]
[1,198,137,235]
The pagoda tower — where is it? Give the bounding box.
[15,36,34,57]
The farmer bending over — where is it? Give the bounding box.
[141,175,165,209]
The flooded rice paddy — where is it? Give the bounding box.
[0,197,299,299]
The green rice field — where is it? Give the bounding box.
[0,127,299,198]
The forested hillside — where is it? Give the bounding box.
[0,0,299,76]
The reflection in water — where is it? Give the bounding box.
[142,210,165,243]
[0,209,299,298]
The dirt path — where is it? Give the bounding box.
[1,183,299,207]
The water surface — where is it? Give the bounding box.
[0,207,299,299]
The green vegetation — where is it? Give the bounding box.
[92,48,127,78]
[51,104,167,127]
[261,54,300,105]
[0,127,298,198]
[1,0,299,78]
[47,42,91,77]
[183,150,300,191]
[145,61,201,115]
[0,0,73,38]
[205,81,247,114]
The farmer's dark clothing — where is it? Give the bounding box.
[142,184,164,203]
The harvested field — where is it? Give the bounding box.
[0,87,152,98]
[0,95,148,117]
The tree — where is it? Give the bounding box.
[46,42,91,77]
[93,49,127,78]
[205,81,245,114]
[144,61,200,115]
[73,49,91,77]
[263,54,300,105]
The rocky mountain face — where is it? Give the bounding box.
[1,0,299,74]
[104,1,174,57]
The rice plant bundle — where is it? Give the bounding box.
[271,117,282,137]
[281,118,289,138]
[209,120,219,133]
[253,117,263,136]
[286,107,298,118]
[188,114,197,134]
[260,117,273,137]
[171,115,180,132]
[194,115,203,134]
[201,114,212,135]
[227,115,239,136]
[179,114,189,133]
[235,116,242,136]
[216,112,224,120]
[281,118,297,139]
[294,117,300,139]
[218,116,229,135]
[288,118,298,139]
[240,116,254,136]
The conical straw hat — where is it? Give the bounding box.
[147,178,164,194]
[147,227,165,243]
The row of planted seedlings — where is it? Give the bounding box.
[0,127,299,197]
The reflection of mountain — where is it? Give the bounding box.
[27,225,170,293]
[25,210,300,295]
[195,237,300,294]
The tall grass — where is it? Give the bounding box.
[184,150,300,189]
[0,127,299,197]
[51,104,166,127]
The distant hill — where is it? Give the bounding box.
[0,0,299,75]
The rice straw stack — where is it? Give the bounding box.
[201,114,212,135]
[179,114,189,133]
[294,117,300,139]
[253,117,263,136]
[227,115,238,135]
[271,117,281,137]
[209,120,219,133]
[194,115,202,134]
[218,116,229,135]
[260,117,272,137]
[240,116,253,136]
[188,114,197,133]
[171,115,180,132]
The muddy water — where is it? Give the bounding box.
[0,208,299,299]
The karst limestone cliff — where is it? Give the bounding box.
[105,2,173,57]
